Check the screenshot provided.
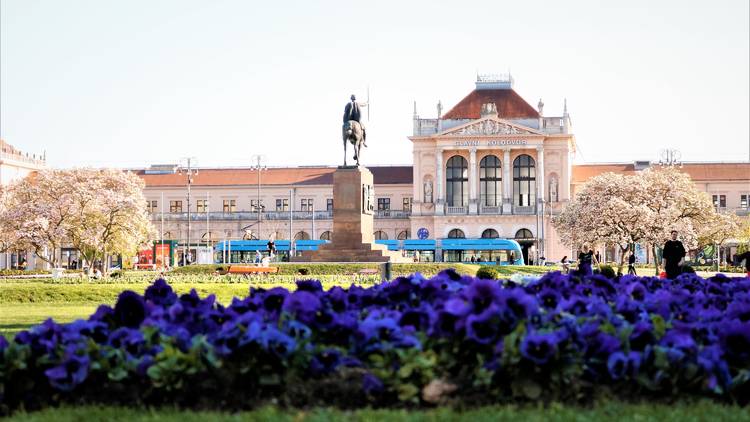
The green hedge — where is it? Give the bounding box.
[169,263,482,277]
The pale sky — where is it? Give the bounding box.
[1,0,748,169]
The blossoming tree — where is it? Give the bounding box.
[0,168,155,271]
[0,170,79,268]
[552,172,651,274]
[553,166,736,275]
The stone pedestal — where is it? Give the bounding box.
[294,166,406,262]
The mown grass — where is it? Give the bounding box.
[0,303,99,339]
[6,401,749,422]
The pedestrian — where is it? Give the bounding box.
[734,250,750,277]
[577,244,596,276]
[662,230,686,280]
[255,250,262,264]
[561,255,570,274]
[628,251,637,275]
[595,251,601,265]
[470,255,476,263]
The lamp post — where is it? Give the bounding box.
[251,155,267,239]
[179,158,198,266]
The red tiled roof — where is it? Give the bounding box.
[442,89,540,120]
[137,166,413,187]
[572,163,750,183]
[0,139,21,155]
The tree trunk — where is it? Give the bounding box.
[652,244,660,276]
[617,245,628,275]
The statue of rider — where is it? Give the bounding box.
[343,94,367,147]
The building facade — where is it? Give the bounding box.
[137,76,749,264]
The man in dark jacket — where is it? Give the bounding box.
[734,250,750,276]
[662,230,686,279]
[628,252,637,275]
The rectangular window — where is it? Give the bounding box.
[741,194,749,209]
[377,198,390,210]
[146,200,158,213]
[250,199,263,211]
[276,198,289,211]
[326,198,333,211]
[196,199,208,213]
[402,197,412,212]
[300,198,314,212]
[170,200,182,213]
[223,199,236,213]
[713,195,726,208]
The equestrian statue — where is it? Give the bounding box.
[342,94,367,166]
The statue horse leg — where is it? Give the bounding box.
[354,138,361,166]
[343,137,347,166]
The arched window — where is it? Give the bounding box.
[294,231,310,241]
[480,155,501,206]
[448,229,465,238]
[320,231,332,241]
[513,155,536,207]
[481,228,499,238]
[201,232,217,242]
[374,230,388,240]
[242,230,257,240]
[397,230,409,240]
[163,231,173,239]
[273,231,285,240]
[515,229,534,239]
[446,155,468,207]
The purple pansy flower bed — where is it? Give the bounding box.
[1,270,749,413]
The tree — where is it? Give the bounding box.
[0,170,76,268]
[66,169,155,272]
[553,166,721,275]
[0,168,156,271]
[553,172,651,274]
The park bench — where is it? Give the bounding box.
[357,268,379,276]
[227,265,279,275]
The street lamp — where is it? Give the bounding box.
[658,149,682,167]
[251,155,268,239]
[178,158,198,265]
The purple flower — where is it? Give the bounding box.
[607,351,628,380]
[720,321,750,366]
[44,346,89,392]
[499,288,538,320]
[466,304,503,344]
[465,279,501,313]
[144,278,178,307]
[114,290,146,328]
[362,373,384,395]
[520,332,558,365]
[296,279,323,293]
[282,291,322,325]
[108,327,146,356]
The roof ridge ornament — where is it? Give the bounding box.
[480,103,498,118]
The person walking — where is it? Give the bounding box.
[577,245,596,277]
[662,230,686,280]
[734,250,750,277]
[561,255,570,274]
[628,251,637,275]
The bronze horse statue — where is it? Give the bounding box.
[342,120,365,166]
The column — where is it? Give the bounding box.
[435,149,444,214]
[502,148,512,213]
[536,146,546,259]
[468,148,478,214]
[536,146,545,204]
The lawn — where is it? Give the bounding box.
[5,402,749,421]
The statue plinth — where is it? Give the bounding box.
[294,166,406,262]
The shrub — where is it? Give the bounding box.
[475,266,499,279]
[597,264,616,279]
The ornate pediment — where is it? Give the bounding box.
[441,117,541,136]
